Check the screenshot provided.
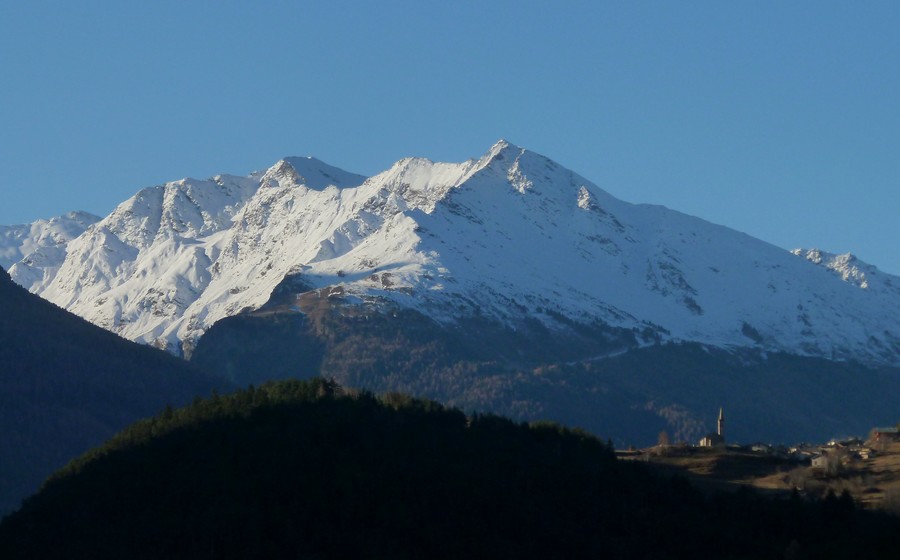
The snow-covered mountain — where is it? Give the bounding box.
[792,248,900,296]
[1,211,100,292]
[6,141,900,365]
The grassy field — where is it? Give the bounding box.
[625,440,900,512]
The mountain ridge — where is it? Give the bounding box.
[3,141,900,366]
[0,210,100,291]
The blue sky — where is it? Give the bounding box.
[2,2,899,273]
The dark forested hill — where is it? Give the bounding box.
[2,378,898,560]
[0,267,228,515]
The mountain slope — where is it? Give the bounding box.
[0,211,99,291]
[793,248,900,296]
[5,143,900,446]
[0,266,227,516]
[11,141,900,366]
[192,305,900,446]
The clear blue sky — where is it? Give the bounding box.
[2,1,899,273]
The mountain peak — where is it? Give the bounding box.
[480,139,523,165]
[269,156,366,190]
[1,211,100,281]
[7,144,900,367]
[61,210,101,224]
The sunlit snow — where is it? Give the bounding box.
[3,141,900,365]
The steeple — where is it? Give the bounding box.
[697,407,727,448]
[717,407,725,438]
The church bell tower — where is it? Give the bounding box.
[717,407,725,438]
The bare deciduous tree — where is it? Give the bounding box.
[657,430,670,447]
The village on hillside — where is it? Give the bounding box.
[617,409,900,512]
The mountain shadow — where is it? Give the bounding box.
[191,297,900,447]
[0,267,228,516]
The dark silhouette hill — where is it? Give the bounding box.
[0,266,228,515]
[2,378,898,559]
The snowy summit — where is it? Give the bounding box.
[4,141,900,365]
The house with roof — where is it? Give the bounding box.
[872,427,899,442]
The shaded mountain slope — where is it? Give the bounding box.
[0,266,227,515]
[2,378,897,560]
[192,302,900,446]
